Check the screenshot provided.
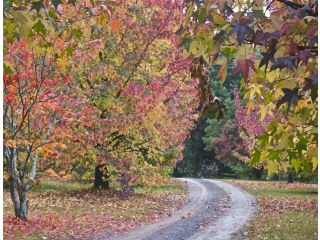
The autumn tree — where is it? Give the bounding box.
[3,0,109,218]
[62,0,199,188]
[3,38,84,218]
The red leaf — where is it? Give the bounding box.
[232,59,255,80]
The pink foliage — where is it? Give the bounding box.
[233,87,266,136]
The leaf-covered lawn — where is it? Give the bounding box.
[4,180,187,239]
[226,180,318,240]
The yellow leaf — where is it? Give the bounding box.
[295,100,308,113]
[261,150,268,161]
[254,85,261,95]
[113,55,121,66]
[189,40,207,58]
[259,104,267,121]
[249,88,256,100]
[266,70,279,83]
[280,77,296,89]
[216,56,227,84]
[267,161,278,176]
[312,157,318,171]
[247,100,255,113]
[57,56,70,71]
[278,133,289,149]
[274,88,283,99]
[212,13,227,26]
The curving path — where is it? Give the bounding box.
[101,178,256,240]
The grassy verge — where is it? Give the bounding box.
[4,179,187,239]
[135,181,185,194]
[225,180,318,240]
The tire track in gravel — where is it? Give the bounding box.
[187,179,257,240]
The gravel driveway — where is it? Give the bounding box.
[109,178,256,240]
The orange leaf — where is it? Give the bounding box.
[5,139,16,148]
[109,20,120,33]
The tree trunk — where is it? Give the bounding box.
[9,178,28,219]
[19,188,28,219]
[94,164,110,189]
[9,177,20,217]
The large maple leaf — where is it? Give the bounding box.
[230,18,255,45]
[232,59,255,80]
[270,56,297,71]
[259,38,278,69]
[276,88,299,110]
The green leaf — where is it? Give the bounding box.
[221,47,237,60]
[72,28,83,40]
[296,137,308,153]
[251,148,261,165]
[268,149,280,161]
[65,44,73,57]
[4,64,13,75]
[291,159,300,172]
[258,133,269,147]
[31,0,44,14]
[197,7,207,23]
[48,9,57,19]
[32,20,47,35]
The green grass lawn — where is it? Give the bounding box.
[135,182,185,194]
[238,183,317,200]
[32,180,92,192]
[252,211,317,240]
[248,187,317,199]
[226,180,318,240]
[32,180,185,194]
